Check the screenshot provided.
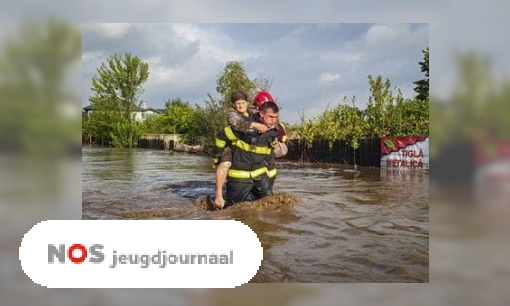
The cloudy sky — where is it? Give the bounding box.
[82,23,428,124]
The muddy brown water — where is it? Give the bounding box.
[82,146,429,283]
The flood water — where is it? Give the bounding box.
[82,146,429,283]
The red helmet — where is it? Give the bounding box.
[253,91,275,109]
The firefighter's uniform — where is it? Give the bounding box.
[213,125,279,206]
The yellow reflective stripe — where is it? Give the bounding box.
[223,126,271,155]
[215,138,227,148]
[228,167,268,179]
[267,168,277,178]
[233,139,272,155]
[224,126,238,141]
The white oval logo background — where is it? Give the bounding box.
[20,220,263,288]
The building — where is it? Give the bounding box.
[82,104,165,122]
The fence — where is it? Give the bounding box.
[138,134,180,150]
[286,138,382,167]
[82,134,177,150]
[85,133,407,169]
[138,138,175,150]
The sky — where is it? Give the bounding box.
[82,23,429,124]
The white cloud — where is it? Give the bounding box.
[150,65,180,84]
[363,23,426,49]
[172,24,259,63]
[81,51,103,63]
[173,23,200,42]
[320,73,340,84]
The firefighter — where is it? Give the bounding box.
[252,91,288,189]
[213,102,281,206]
[213,90,269,208]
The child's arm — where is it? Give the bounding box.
[227,109,268,133]
[227,109,252,133]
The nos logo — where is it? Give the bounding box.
[48,244,105,264]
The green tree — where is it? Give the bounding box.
[142,113,167,134]
[365,76,429,138]
[294,110,319,143]
[401,97,429,136]
[294,97,367,150]
[85,53,149,147]
[0,20,81,154]
[365,75,394,138]
[144,98,197,134]
[164,98,195,134]
[215,61,257,107]
[186,94,226,154]
[413,47,429,102]
[310,102,343,145]
[335,98,368,150]
[428,52,510,158]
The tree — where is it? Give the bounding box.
[186,94,226,154]
[215,61,256,107]
[142,113,167,134]
[294,96,367,151]
[430,52,510,157]
[85,53,149,147]
[335,98,368,150]
[366,75,429,138]
[413,47,429,102]
[163,98,196,134]
[365,75,394,138]
[253,74,274,92]
[0,19,81,154]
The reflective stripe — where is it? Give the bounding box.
[224,126,272,155]
[233,139,272,155]
[224,126,238,141]
[267,168,277,178]
[228,167,268,179]
[215,138,227,148]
